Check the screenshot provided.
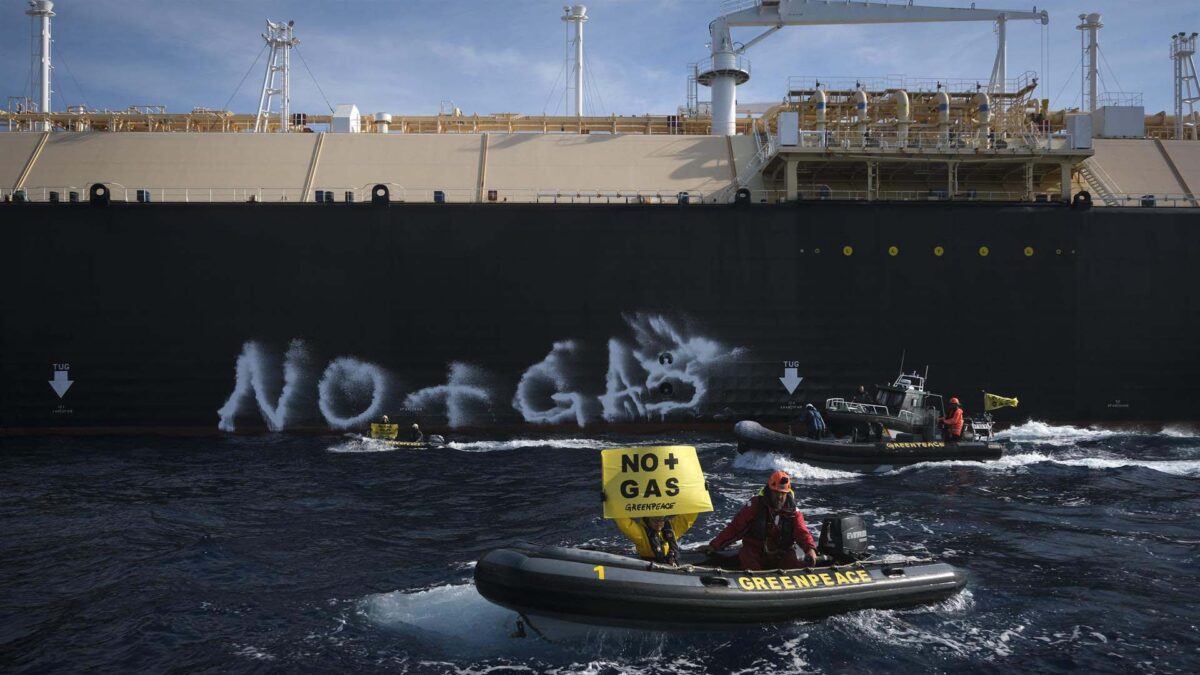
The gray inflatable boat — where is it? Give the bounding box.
[736,420,1003,471]
[474,542,966,628]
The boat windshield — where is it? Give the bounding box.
[925,394,945,416]
[876,389,905,410]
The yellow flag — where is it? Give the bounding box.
[601,446,713,519]
[984,393,1019,411]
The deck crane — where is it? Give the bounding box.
[702,0,1049,135]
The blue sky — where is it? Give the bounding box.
[2,0,1197,118]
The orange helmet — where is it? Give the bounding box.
[949,397,960,405]
[767,470,793,494]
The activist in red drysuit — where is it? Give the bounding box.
[939,397,964,442]
[703,470,817,571]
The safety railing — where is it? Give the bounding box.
[1097,92,1144,107]
[0,184,713,205]
[787,72,1040,97]
[3,184,1192,207]
[738,187,1042,203]
[1089,193,1198,208]
[825,398,891,417]
[781,129,1078,153]
[720,0,762,15]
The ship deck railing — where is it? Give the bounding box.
[780,129,1079,154]
[0,184,716,205]
[4,184,1195,207]
[735,187,1199,206]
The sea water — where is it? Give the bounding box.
[2,423,1198,673]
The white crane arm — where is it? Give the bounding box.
[722,0,1048,28]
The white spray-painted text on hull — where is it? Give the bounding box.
[217,313,744,431]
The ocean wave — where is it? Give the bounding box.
[359,583,524,656]
[446,439,724,453]
[828,590,1025,659]
[996,420,1129,446]
[731,452,861,482]
[1161,424,1199,439]
[892,451,1200,477]
[446,438,615,452]
[326,435,397,453]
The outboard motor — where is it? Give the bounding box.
[818,515,869,563]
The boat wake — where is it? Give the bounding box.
[325,435,396,453]
[445,438,731,453]
[359,583,530,657]
[996,420,1198,445]
[731,452,861,482]
[448,437,633,453]
[827,590,1028,660]
[359,583,700,666]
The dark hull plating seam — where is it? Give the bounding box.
[2,201,1198,433]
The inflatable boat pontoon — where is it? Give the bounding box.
[736,420,1002,471]
[474,543,966,628]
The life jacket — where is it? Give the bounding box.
[642,518,678,564]
[747,492,797,554]
[942,405,963,436]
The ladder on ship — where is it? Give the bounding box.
[717,123,778,203]
[1077,158,1123,206]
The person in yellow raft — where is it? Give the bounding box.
[614,513,699,566]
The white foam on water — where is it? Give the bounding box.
[326,435,397,454]
[1161,424,1199,439]
[446,438,704,453]
[829,590,1026,660]
[231,644,277,661]
[996,420,1129,446]
[731,452,861,482]
[1050,456,1200,476]
[359,583,523,655]
[891,451,1200,477]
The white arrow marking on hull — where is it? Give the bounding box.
[49,370,73,398]
[779,367,803,395]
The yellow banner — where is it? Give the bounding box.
[601,445,713,519]
[984,393,1019,411]
[370,423,399,440]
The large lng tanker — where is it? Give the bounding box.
[2,1,1198,434]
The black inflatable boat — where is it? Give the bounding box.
[474,543,966,628]
[735,420,1002,471]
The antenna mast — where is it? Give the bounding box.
[1077,13,1102,113]
[26,0,55,131]
[254,20,299,133]
[561,5,589,118]
[1173,32,1199,140]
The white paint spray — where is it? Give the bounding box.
[217,313,746,431]
[599,337,648,421]
[217,339,314,432]
[403,362,493,428]
[600,313,743,421]
[624,312,742,419]
[317,356,391,429]
[512,340,595,426]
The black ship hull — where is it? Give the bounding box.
[2,200,1197,434]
